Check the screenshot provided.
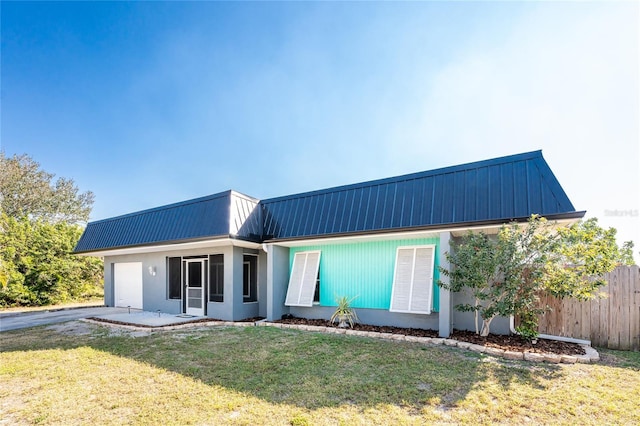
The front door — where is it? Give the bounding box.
[185,259,205,316]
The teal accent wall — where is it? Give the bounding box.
[289,237,440,312]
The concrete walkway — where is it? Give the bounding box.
[0,307,125,332]
[0,307,202,332]
[94,310,206,327]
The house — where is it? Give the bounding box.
[74,150,584,336]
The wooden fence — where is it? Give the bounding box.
[534,265,640,351]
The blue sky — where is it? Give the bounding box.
[2,1,638,250]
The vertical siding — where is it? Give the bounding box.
[290,237,440,312]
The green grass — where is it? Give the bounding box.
[1,323,639,425]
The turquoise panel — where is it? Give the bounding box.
[290,237,440,312]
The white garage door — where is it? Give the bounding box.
[114,262,143,309]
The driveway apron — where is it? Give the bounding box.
[0,307,130,332]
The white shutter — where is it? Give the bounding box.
[390,245,435,314]
[390,248,414,312]
[285,252,306,306]
[285,251,321,307]
[410,247,434,314]
[298,251,320,306]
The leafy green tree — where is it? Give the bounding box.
[618,241,636,266]
[439,216,622,338]
[0,152,94,224]
[542,218,620,299]
[0,214,103,305]
[0,153,102,306]
[436,231,501,335]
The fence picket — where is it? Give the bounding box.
[631,266,640,350]
[536,265,639,351]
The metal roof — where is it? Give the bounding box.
[74,150,583,253]
[261,150,583,241]
[74,190,261,253]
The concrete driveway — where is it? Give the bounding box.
[0,307,130,332]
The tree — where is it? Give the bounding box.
[0,152,94,224]
[0,152,102,306]
[542,218,620,299]
[618,241,636,266]
[435,231,502,335]
[438,216,623,338]
[0,214,103,305]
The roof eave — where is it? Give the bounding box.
[74,234,263,257]
[263,211,586,245]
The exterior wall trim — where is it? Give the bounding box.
[77,237,262,257]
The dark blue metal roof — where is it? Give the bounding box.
[75,150,583,253]
[261,151,583,241]
[74,191,262,253]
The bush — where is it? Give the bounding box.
[0,214,103,307]
[438,216,621,337]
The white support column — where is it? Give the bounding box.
[438,231,452,338]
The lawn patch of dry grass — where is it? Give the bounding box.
[1,322,638,425]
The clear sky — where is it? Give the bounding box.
[2,1,638,253]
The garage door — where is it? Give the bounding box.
[114,262,143,309]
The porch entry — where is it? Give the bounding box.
[185,259,206,316]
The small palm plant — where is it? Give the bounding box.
[330,295,359,328]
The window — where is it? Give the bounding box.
[389,245,435,314]
[209,254,224,302]
[313,269,320,303]
[167,257,182,300]
[243,254,257,303]
[285,251,321,307]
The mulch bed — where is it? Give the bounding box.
[236,317,266,323]
[451,330,585,355]
[86,315,585,356]
[275,317,585,356]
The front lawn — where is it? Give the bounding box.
[1,322,638,425]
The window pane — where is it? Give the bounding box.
[188,288,202,308]
[243,255,257,303]
[188,262,202,288]
[243,262,250,297]
[209,255,223,302]
[168,257,181,299]
[313,270,320,303]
